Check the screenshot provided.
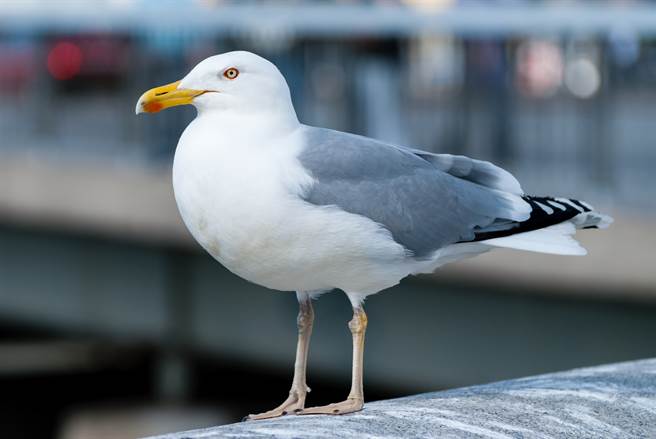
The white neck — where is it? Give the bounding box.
[194,106,300,143]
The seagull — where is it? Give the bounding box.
[136,51,612,420]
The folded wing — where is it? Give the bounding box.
[298,126,531,259]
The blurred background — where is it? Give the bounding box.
[1,0,655,437]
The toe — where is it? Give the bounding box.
[299,399,363,415]
[246,396,306,420]
[246,409,285,421]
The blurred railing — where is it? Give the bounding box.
[0,3,654,212]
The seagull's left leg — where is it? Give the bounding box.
[246,292,314,420]
[301,301,367,415]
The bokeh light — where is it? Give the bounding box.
[47,41,83,81]
[516,40,563,98]
[565,57,601,99]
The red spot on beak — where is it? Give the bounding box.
[143,102,163,113]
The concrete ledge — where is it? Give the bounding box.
[148,358,656,438]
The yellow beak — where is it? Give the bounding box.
[135,80,206,114]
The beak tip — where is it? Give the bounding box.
[135,80,191,115]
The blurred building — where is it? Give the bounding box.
[0,1,655,438]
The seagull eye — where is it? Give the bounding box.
[223,68,239,80]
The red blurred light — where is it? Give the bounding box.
[47,42,83,80]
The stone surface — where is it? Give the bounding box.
[147,358,656,438]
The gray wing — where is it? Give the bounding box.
[298,126,530,258]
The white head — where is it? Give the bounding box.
[136,51,297,122]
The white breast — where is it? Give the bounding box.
[172,116,411,295]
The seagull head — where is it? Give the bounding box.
[135,51,296,118]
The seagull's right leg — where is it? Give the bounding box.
[300,304,366,415]
[246,292,314,420]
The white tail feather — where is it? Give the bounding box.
[571,211,614,229]
[481,221,587,255]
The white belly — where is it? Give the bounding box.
[172,124,410,294]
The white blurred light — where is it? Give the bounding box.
[565,58,600,99]
[401,0,455,12]
[245,25,294,53]
[407,35,463,97]
[107,0,133,8]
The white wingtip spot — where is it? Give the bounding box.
[534,201,554,215]
[547,200,567,211]
[556,198,584,212]
[579,200,594,210]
